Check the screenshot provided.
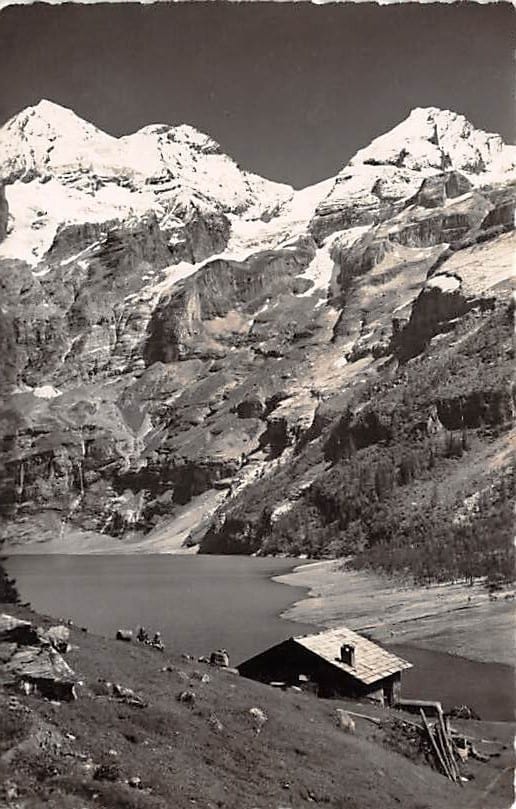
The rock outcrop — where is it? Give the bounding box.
[144,236,316,363]
[0,614,77,700]
[0,614,40,645]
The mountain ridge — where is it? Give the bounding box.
[1,100,514,269]
[3,100,514,184]
[0,97,292,205]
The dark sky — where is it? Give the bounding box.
[0,2,513,188]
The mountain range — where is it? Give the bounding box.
[0,101,513,579]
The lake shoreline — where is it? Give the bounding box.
[6,540,513,668]
[273,560,515,667]
[274,561,515,720]
[3,601,510,809]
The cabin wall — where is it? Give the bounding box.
[372,673,402,706]
[383,673,402,706]
[238,640,322,687]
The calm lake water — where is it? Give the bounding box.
[4,555,317,665]
[390,644,514,723]
[4,555,514,720]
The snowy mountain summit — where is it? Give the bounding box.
[0,99,290,210]
[311,107,515,241]
[351,107,515,175]
[0,99,294,263]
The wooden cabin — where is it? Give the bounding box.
[238,627,412,705]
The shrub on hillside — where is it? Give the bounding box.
[0,561,19,603]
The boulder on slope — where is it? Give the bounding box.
[40,625,71,653]
[0,614,77,700]
[4,645,77,701]
[0,614,39,646]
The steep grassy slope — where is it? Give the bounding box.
[1,604,513,809]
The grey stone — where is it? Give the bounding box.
[0,614,39,646]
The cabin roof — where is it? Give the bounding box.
[293,627,412,685]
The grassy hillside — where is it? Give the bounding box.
[0,603,513,809]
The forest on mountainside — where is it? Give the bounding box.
[200,301,515,586]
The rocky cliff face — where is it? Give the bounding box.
[0,103,514,557]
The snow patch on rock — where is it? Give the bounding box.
[227,177,335,256]
[425,274,461,293]
[33,384,61,399]
[298,230,352,297]
[0,178,155,265]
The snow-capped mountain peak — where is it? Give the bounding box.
[0,99,119,182]
[0,101,514,265]
[350,106,515,175]
[0,100,294,263]
[6,98,100,135]
[310,106,516,242]
[0,100,292,209]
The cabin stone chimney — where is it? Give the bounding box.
[340,643,355,667]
